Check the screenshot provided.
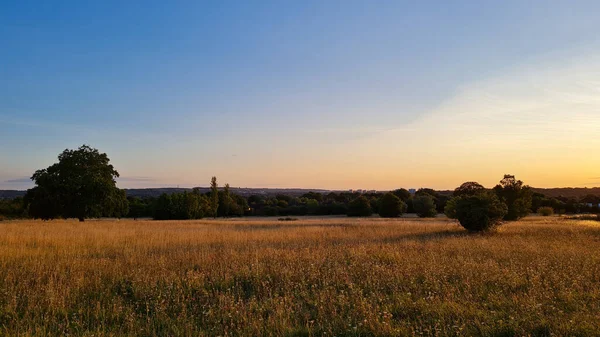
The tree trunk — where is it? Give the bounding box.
[78,217,85,222]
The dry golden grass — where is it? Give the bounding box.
[1,216,600,336]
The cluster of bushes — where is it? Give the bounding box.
[153,190,213,220]
[0,197,28,220]
[151,182,250,220]
[537,206,554,217]
[246,192,346,217]
[531,193,600,215]
[444,175,533,232]
[118,187,443,220]
[110,182,452,220]
[344,189,444,218]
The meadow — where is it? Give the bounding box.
[1,216,599,336]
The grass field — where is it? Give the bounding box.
[1,217,600,336]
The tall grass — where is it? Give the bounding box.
[1,217,599,336]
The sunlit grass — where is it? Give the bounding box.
[1,217,599,336]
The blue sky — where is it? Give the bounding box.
[2,1,600,190]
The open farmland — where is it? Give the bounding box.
[1,217,600,336]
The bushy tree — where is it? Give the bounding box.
[302,192,323,203]
[378,192,407,218]
[0,197,28,219]
[153,191,212,220]
[128,197,146,220]
[154,193,173,220]
[444,197,458,219]
[103,188,129,218]
[446,181,486,219]
[537,206,554,217]
[452,192,508,232]
[415,188,438,198]
[453,182,485,197]
[25,145,127,221]
[392,188,411,202]
[413,195,437,218]
[493,175,532,220]
[217,183,245,217]
[347,196,372,217]
[305,199,319,215]
[210,177,219,218]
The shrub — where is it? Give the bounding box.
[537,207,554,217]
[444,198,458,219]
[452,192,508,232]
[378,193,407,218]
[347,196,372,217]
[413,195,437,218]
[493,174,532,220]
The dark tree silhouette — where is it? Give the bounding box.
[347,196,372,217]
[413,195,437,218]
[25,145,127,221]
[493,174,532,220]
[453,191,508,232]
[378,192,407,218]
[392,188,411,202]
[453,182,486,197]
[210,176,219,218]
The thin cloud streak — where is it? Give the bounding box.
[116,176,157,182]
[4,177,31,183]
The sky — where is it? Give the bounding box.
[1,0,600,190]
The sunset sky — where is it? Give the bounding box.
[1,1,600,190]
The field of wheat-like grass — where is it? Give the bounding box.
[1,216,599,336]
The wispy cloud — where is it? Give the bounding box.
[0,114,93,133]
[116,176,157,182]
[4,177,31,183]
[399,51,600,147]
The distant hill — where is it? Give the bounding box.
[0,190,26,199]
[531,187,600,199]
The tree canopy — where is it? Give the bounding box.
[493,175,532,220]
[25,145,127,221]
[378,192,407,218]
[452,191,507,232]
[347,196,373,217]
[413,195,437,218]
[453,182,486,197]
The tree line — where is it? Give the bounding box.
[1,146,599,229]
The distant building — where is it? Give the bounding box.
[409,188,417,194]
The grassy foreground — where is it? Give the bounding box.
[1,217,599,336]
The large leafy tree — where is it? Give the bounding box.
[493,174,532,220]
[378,192,407,218]
[452,191,508,232]
[347,196,372,217]
[413,195,437,218]
[25,145,127,221]
[392,188,411,202]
